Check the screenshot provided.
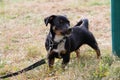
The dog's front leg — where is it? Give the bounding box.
[62,54,70,69]
[48,55,55,69]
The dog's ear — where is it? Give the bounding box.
[44,15,56,26]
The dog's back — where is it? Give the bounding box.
[67,18,100,58]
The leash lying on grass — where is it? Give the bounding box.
[0,58,46,79]
[0,44,52,79]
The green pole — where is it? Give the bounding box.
[111,0,120,57]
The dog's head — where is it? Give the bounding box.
[44,15,71,36]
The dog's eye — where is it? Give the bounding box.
[59,20,64,24]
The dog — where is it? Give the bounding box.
[44,15,101,69]
[0,15,101,79]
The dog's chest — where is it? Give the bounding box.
[53,35,66,54]
[54,35,64,42]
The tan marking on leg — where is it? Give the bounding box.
[75,49,80,59]
[95,49,101,59]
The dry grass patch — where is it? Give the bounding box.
[26,45,42,59]
[0,0,119,80]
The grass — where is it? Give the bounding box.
[0,0,120,80]
[26,45,41,59]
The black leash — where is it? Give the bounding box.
[0,37,54,79]
[0,58,46,79]
[0,35,68,79]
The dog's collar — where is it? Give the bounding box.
[54,36,67,45]
[48,32,66,47]
[49,36,67,48]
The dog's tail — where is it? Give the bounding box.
[0,58,46,79]
[75,18,89,29]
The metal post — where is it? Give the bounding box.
[111,0,120,57]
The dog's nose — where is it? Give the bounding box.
[61,28,72,36]
[66,24,70,28]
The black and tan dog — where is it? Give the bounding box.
[0,15,101,79]
[44,15,101,69]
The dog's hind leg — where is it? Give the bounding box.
[87,42,101,59]
[75,49,80,59]
[95,48,101,59]
[86,34,101,59]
